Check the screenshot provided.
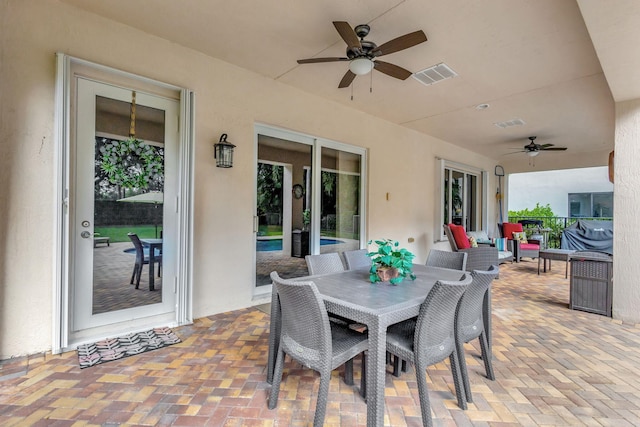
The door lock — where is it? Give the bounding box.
[80,231,91,239]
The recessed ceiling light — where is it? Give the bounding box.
[475,103,490,110]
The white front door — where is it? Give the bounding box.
[72,77,178,335]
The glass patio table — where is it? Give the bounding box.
[266,263,467,427]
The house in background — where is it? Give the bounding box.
[1,0,640,362]
[508,166,614,217]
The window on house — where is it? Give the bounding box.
[439,159,487,239]
[568,192,613,218]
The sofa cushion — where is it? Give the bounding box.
[502,222,523,240]
[512,231,528,243]
[448,223,471,249]
[498,250,513,259]
[466,230,490,243]
[520,242,539,250]
[495,237,508,251]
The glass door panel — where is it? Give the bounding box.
[317,147,362,254]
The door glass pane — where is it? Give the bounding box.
[451,170,464,226]
[256,136,311,286]
[319,147,361,254]
[92,96,165,314]
[466,174,478,230]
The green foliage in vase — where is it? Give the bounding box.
[367,239,416,285]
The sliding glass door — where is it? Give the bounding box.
[254,125,366,294]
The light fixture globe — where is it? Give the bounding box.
[349,57,374,75]
[527,150,540,157]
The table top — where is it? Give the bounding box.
[540,248,575,255]
[301,264,465,320]
[140,238,163,245]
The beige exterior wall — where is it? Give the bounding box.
[2,0,629,359]
[612,99,640,323]
[0,0,503,358]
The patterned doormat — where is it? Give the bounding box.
[77,327,181,369]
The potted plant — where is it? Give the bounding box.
[367,239,416,284]
[302,209,310,231]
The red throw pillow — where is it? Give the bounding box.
[502,222,523,240]
[448,223,471,249]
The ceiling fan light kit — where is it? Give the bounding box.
[297,21,427,89]
[349,57,374,75]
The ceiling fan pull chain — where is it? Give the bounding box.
[370,70,373,93]
[351,83,354,101]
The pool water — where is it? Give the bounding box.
[256,238,344,252]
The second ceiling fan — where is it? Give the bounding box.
[297,21,427,89]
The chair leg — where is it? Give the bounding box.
[360,352,366,399]
[479,332,495,381]
[313,372,331,427]
[415,361,434,427]
[392,355,401,377]
[449,352,468,410]
[268,347,285,410]
[135,264,143,289]
[456,338,473,404]
[344,358,354,386]
[130,264,138,285]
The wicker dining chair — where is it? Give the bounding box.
[343,249,372,270]
[305,252,345,275]
[268,272,368,427]
[385,274,472,426]
[455,265,499,404]
[425,249,468,271]
[127,233,162,289]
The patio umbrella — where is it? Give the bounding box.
[117,191,164,237]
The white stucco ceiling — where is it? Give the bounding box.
[60,0,640,165]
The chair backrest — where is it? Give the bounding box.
[414,273,472,366]
[305,253,345,275]
[443,224,460,252]
[270,272,332,369]
[426,249,468,271]
[128,233,145,263]
[456,265,499,343]
[343,249,372,270]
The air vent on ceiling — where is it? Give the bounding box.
[412,63,458,86]
[494,118,526,129]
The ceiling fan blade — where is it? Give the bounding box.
[338,70,357,88]
[372,30,427,56]
[297,57,349,64]
[373,60,413,80]
[333,21,361,50]
[538,143,555,148]
[541,147,568,151]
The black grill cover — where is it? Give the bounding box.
[561,220,613,255]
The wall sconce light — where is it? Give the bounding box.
[214,133,236,168]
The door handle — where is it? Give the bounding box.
[80,231,91,239]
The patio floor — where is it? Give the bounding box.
[2,261,640,426]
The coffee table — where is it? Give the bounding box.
[538,249,576,278]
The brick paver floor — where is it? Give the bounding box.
[2,260,640,426]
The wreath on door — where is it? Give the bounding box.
[99,136,163,189]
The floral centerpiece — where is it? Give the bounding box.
[367,239,416,285]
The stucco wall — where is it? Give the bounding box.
[0,0,502,358]
[612,99,640,323]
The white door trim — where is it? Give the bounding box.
[53,53,195,353]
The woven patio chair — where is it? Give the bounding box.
[305,252,345,275]
[443,224,500,272]
[268,272,368,426]
[127,233,162,289]
[343,249,372,270]
[385,273,472,426]
[455,265,499,404]
[425,249,468,271]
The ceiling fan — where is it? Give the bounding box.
[297,21,427,89]
[517,136,568,157]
